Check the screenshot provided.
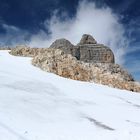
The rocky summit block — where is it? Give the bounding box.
[50,38,74,49]
[78,34,97,45]
[49,34,115,63]
[9,34,140,92]
[50,38,75,54]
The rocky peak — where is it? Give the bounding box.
[78,34,97,45]
[50,38,74,49]
[48,34,114,63]
[9,35,140,92]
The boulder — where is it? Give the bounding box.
[78,44,115,63]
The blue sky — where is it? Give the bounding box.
[0,0,139,81]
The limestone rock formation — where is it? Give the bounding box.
[49,34,115,63]
[50,38,74,49]
[10,46,48,57]
[9,34,140,92]
[49,38,76,57]
[78,44,114,63]
[78,34,97,45]
[32,48,140,92]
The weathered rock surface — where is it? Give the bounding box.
[9,34,140,93]
[78,44,115,63]
[49,38,78,58]
[32,48,140,92]
[10,46,47,57]
[50,38,74,50]
[50,34,115,63]
[78,34,97,45]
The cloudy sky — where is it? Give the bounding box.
[0,0,139,81]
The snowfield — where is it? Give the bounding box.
[0,50,140,140]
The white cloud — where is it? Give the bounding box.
[0,24,29,46]
[125,59,140,81]
[0,1,129,65]
[29,0,129,65]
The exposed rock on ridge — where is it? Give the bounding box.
[9,34,140,92]
[32,48,140,92]
[50,34,115,63]
[78,34,97,45]
[9,46,48,57]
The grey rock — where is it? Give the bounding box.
[78,44,115,63]
[78,34,97,45]
[50,38,75,54]
[49,34,115,64]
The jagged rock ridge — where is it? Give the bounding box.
[50,34,115,63]
[10,34,140,92]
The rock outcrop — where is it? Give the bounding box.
[32,48,140,92]
[78,34,97,45]
[9,34,140,93]
[50,34,115,63]
[9,46,48,57]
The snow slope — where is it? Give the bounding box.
[0,50,140,140]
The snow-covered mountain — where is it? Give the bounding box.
[0,50,140,140]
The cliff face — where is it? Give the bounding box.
[50,34,115,63]
[9,34,140,92]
